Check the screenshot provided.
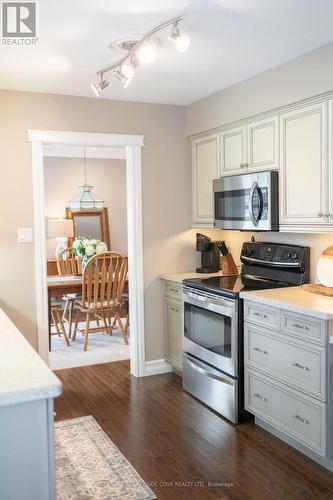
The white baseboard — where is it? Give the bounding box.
[142,358,172,377]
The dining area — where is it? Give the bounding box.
[46,204,130,370]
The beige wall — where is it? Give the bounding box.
[186,41,333,136]
[0,89,194,361]
[44,157,127,258]
[186,41,333,278]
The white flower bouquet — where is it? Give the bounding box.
[72,237,108,264]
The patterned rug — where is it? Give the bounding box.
[55,416,156,500]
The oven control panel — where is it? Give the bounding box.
[241,242,309,268]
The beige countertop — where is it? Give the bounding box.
[159,270,233,284]
[240,286,333,320]
[0,309,62,408]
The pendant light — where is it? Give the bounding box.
[68,147,104,211]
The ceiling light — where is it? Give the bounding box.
[168,23,191,53]
[121,57,136,78]
[92,16,190,93]
[135,40,156,64]
[69,147,104,211]
[90,76,109,97]
[114,70,133,89]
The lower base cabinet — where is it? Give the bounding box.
[162,280,183,373]
[243,298,332,468]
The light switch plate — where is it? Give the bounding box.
[17,228,33,243]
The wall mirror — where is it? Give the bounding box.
[66,207,111,249]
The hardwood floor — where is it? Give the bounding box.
[54,361,333,500]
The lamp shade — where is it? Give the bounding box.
[47,218,74,239]
[68,185,104,211]
[317,245,333,287]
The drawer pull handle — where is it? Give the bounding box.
[254,392,268,402]
[253,347,268,355]
[170,307,179,313]
[253,312,268,319]
[292,362,310,371]
[292,323,310,331]
[169,288,179,293]
[292,414,310,425]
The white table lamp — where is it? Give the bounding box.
[47,219,74,259]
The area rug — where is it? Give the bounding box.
[55,416,156,500]
[50,329,130,371]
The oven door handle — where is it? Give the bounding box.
[183,354,234,385]
[183,289,234,309]
[249,181,261,227]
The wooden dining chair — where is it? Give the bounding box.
[72,252,128,351]
[50,303,70,346]
[57,247,82,338]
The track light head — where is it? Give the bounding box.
[91,77,109,97]
[120,56,137,79]
[168,23,191,53]
[135,39,156,64]
[114,70,133,89]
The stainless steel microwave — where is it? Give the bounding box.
[213,171,279,231]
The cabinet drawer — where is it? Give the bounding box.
[244,325,326,400]
[245,369,326,455]
[244,302,279,330]
[165,282,182,300]
[281,311,326,345]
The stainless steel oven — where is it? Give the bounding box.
[213,171,279,231]
[183,286,239,422]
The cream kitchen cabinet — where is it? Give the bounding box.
[279,102,328,229]
[220,116,278,176]
[192,133,220,226]
[247,116,279,171]
[163,280,183,372]
[220,125,246,176]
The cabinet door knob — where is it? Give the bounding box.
[243,162,249,168]
[318,212,324,218]
[324,212,331,218]
[240,163,245,168]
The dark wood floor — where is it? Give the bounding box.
[55,361,333,500]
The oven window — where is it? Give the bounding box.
[215,187,268,221]
[184,303,232,357]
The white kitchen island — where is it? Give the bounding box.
[0,309,62,500]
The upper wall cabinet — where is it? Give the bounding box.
[192,133,220,226]
[247,116,279,171]
[220,125,246,176]
[220,116,278,176]
[279,102,327,228]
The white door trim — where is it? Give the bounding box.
[27,129,146,377]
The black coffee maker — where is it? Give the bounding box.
[196,233,228,273]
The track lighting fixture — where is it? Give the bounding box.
[91,16,190,96]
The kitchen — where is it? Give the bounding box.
[2,3,333,498]
[161,88,333,474]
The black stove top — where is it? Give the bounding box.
[183,275,292,299]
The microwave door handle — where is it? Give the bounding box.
[249,181,260,227]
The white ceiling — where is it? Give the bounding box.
[1,0,333,105]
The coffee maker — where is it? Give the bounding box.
[196,233,222,273]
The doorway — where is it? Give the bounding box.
[28,130,146,377]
